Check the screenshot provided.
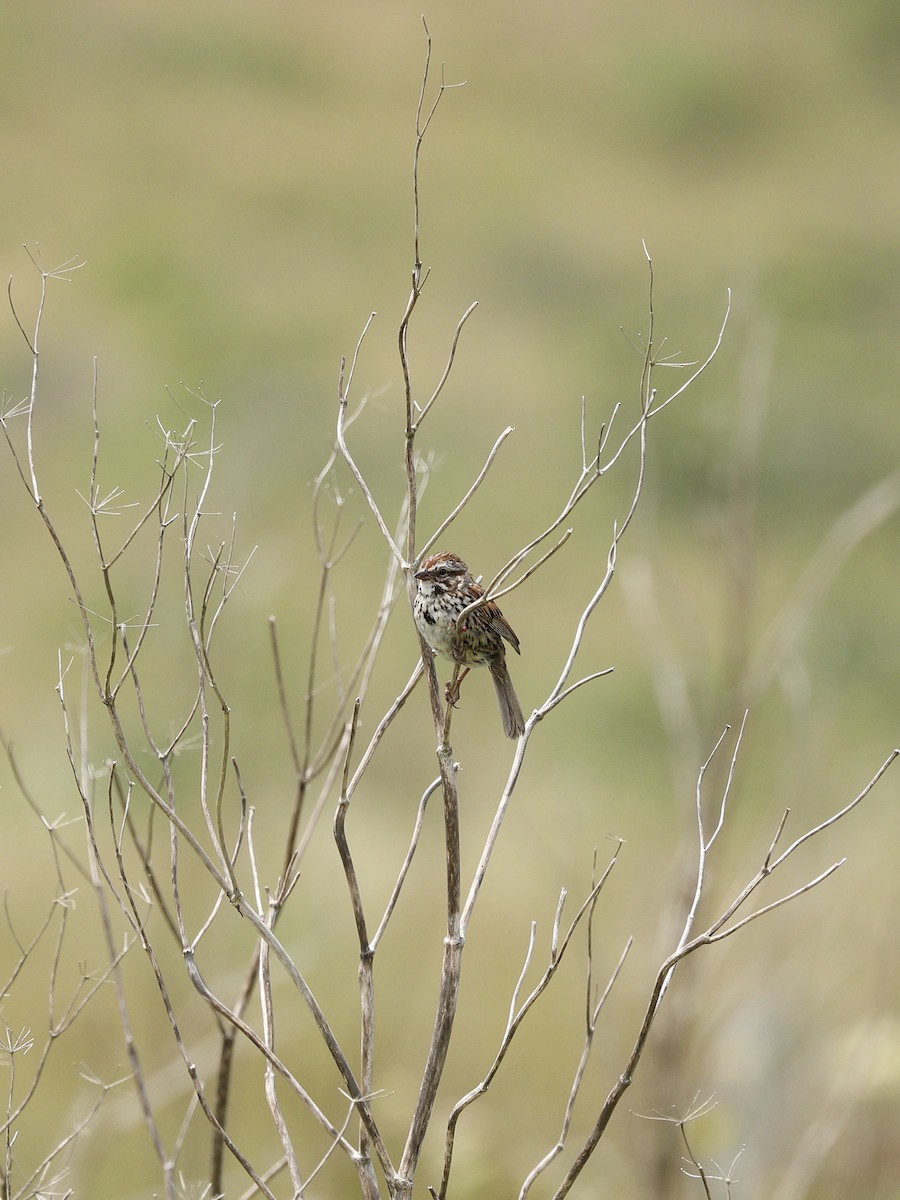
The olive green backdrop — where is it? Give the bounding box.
[0,2,898,1198]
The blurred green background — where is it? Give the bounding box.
[1,1,898,1197]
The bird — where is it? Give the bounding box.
[413,551,525,739]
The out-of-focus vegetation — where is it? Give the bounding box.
[1,2,898,1198]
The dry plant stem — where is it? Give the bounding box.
[372,776,441,949]
[50,654,179,1198]
[58,693,176,1196]
[180,404,234,883]
[399,17,468,439]
[399,19,470,581]
[112,869,281,1197]
[414,301,479,430]
[3,263,105,700]
[473,258,726,733]
[6,266,393,1193]
[460,531,619,933]
[208,487,391,1186]
[448,261,730,645]
[657,712,749,1013]
[346,660,424,802]
[252,828,304,1199]
[514,259,653,697]
[332,707,383,1200]
[337,317,403,565]
[378,36,469,1194]
[436,849,624,1199]
[202,920,389,1170]
[0,868,124,1192]
[183,949,360,1174]
[208,497,407,1189]
[0,734,92,885]
[102,796,174,1198]
[85,360,189,703]
[637,1096,729,1200]
[395,739,462,1194]
[54,584,226,912]
[87,763,272,1196]
[336,686,458,1190]
[211,524,405,1184]
[549,744,898,1198]
[518,937,633,1199]
[409,19,465,285]
[333,708,372,1053]
[102,762,352,1195]
[209,449,400,1185]
[419,425,514,560]
[106,767,180,940]
[3,251,84,503]
[3,1049,14,1197]
[303,457,365,775]
[1,896,56,1002]
[679,1121,714,1200]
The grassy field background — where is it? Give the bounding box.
[1,2,898,1197]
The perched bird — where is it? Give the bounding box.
[413,551,525,739]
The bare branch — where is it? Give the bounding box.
[439,850,623,1198]
[337,385,403,564]
[420,426,515,560]
[413,300,479,427]
[372,776,441,950]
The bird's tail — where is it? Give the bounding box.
[490,660,525,739]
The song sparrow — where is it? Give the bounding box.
[413,551,525,739]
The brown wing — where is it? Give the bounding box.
[452,569,521,655]
[485,601,520,655]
